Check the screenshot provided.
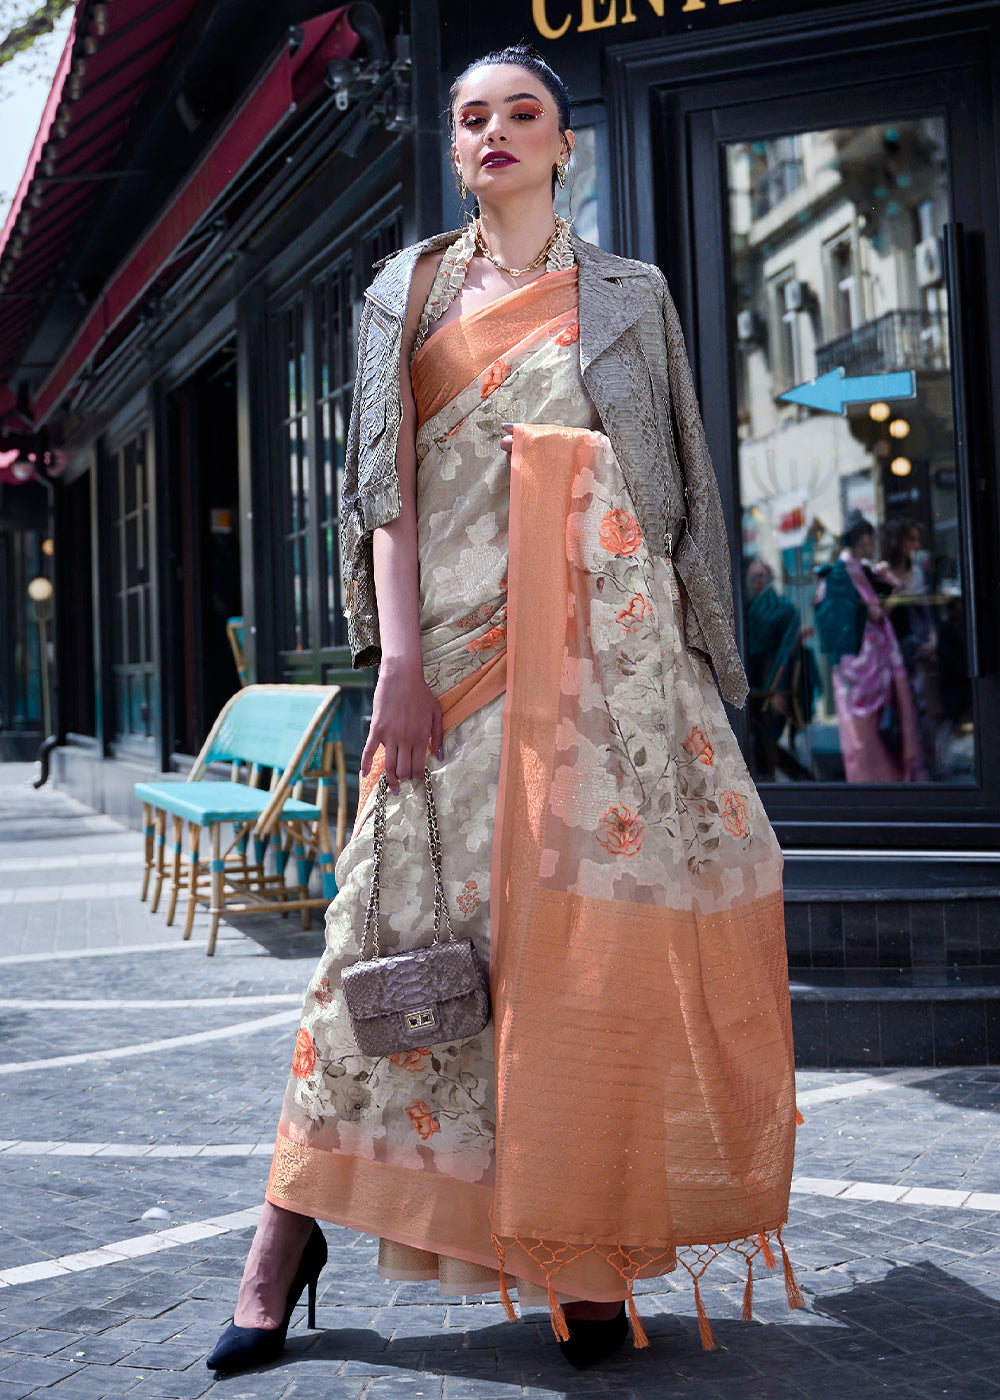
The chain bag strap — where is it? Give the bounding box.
[362,768,454,960]
[342,765,491,1056]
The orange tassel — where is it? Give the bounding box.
[693,1277,716,1351]
[778,1230,805,1310]
[758,1232,776,1270]
[490,1232,518,1323]
[795,1107,805,1125]
[742,1257,754,1321]
[626,1280,649,1349]
[546,1274,570,1342]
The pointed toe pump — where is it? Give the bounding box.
[558,1302,629,1368]
[206,1220,328,1373]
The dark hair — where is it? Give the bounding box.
[448,43,572,196]
[843,518,875,549]
[881,517,919,569]
[448,43,571,133]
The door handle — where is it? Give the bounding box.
[942,221,982,679]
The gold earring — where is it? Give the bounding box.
[459,168,467,199]
[556,160,567,189]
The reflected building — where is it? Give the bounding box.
[727,121,972,783]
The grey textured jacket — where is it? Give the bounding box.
[340,228,748,707]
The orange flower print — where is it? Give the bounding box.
[290,1028,316,1080]
[481,358,510,398]
[390,1048,432,1073]
[405,1099,440,1140]
[617,593,652,633]
[314,977,334,1007]
[599,508,642,556]
[466,623,507,653]
[457,879,481,916]
[596,803,645,857]
[720,790,749,840]
[555,320,579,346]
[683,726,715,767]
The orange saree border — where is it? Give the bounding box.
[412,267,578,427]
[489,425,801,1348]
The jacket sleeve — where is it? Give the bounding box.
[340,300,382,670]
[651,267,749,707]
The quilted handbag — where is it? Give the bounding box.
[341,769,491,1056]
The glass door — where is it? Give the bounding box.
[682,56,1000,839]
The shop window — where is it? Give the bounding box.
[726,119,973,786]
[271,206,403,678]
[106,431,154,745]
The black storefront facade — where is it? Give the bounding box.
[2,0,999,1065]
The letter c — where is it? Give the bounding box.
[533,0,572,39]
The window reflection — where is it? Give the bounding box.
[727,119,974,783]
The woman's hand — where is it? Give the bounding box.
[362,656,443,794]
[501,421,514,457]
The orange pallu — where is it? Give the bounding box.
[268,268,799,1348]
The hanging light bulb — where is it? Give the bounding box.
[869,402,891,423]
[890,456,912,476]
[889,418,910,439]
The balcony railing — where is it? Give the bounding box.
[751,160,803,219]
[815,310,950,378]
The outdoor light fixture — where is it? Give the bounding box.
[869,402,891,422]
[889,418,911,439]
[27,577,53,603]
[890,456,912,477]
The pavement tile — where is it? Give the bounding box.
[5,769,1000,1400]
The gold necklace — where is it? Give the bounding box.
[474,218,559,277]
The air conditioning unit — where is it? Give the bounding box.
[915,236,943,288]
[736,308,759,342]
[783,279,807,313]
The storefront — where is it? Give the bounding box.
[1,0,998,1061]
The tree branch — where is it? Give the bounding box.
[0,0,74,72]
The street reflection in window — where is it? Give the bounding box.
[726,119,974,783]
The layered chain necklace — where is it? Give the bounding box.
[474,216,561,277]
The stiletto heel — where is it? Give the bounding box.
[206,1220,327,1373]
[558,1303,629,1368]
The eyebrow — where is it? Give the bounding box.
[458,92,545,111]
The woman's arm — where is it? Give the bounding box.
[360,253,443,793]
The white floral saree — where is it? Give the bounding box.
[267,266,799,1348]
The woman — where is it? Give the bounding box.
[878,519,938,778]
[208,44,798,1375]
[814,518,922,783]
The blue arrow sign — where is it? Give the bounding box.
[779,367,916,415]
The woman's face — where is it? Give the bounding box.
[451,63,571,205]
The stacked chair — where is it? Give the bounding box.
[136,684,347,955]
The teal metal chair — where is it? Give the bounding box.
[136,684,346,954]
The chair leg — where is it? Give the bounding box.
[207,823,223,957]
[150,808,167,912]
[140,803,154,901]
[166,815,184,926]
[183,824,201,941]
[335,740,348,857]
[318,815,338,902]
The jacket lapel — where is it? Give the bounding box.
[573,234,653,375]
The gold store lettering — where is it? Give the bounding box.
[532,0,750,39]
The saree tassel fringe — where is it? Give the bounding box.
[758,1231,777,1270]
[742,1258,754,1322]
[490,1234,518,1324]
[692,1277,717,1351]
[796,1107,805,1125]
[778,1228,805,1310]
[625,1279,649,1349]
[546,1275,571,1342]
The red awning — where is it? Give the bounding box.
[0,4,360,429]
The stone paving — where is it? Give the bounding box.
[2,762,1000,1398]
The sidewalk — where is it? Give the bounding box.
[1,761,1000,1399]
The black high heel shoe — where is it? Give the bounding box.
[206,1220,327,1373]
[558,1302,629,1368]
